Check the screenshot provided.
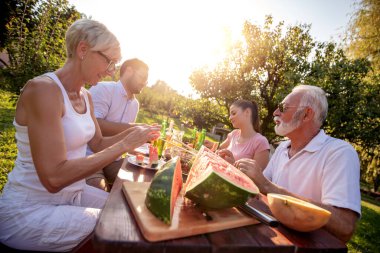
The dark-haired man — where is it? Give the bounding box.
[86,58,149,191]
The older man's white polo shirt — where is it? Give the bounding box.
[89,81,139,123]
[264,130,361,215]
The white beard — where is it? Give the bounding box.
[274,116,301,136]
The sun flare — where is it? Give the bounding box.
[68,0,270,95]
[69,0,353,96]
[90,0,247,95]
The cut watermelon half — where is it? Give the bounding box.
[145,156,183,224]
[184,146,259,210]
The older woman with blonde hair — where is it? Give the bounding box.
[0,19,160,251]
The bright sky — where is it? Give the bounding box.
[68,0,358,97]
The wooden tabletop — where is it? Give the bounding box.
[93,159,347,253]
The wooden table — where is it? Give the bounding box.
[93,159,347,253]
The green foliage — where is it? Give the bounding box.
[0,0,20,49]
[190,16,379,191]
[306,42,378,146]
[348,199,380,253]
[137,80,226,132]
[189,42,247,114]
[137,80,182,118]
[138,79,233,132]
[305,42,380,191]
[344,0,380,192]
[0,90,17,192]
[180,98,229,131]
[0,0,82,93]
[355,144,380,193]
[190,16,315,140]
[347,0,380,74]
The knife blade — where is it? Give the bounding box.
[238,203,279,227]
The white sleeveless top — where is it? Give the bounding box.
[2,72,95,203]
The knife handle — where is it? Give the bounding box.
[238,204,279,227]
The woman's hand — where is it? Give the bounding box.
[216,149,235,164]
[122,125,160,153]
[203,139,214,149]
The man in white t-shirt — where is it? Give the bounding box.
[235,85,361,243]
[86,58,149,191]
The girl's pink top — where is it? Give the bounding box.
[226,129,270,161]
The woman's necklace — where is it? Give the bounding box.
[66,90,86,113]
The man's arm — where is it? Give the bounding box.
[235,158,359,243]
[316,203,359,243]
[263,181,358,242]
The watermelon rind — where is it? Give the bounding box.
[184,146,259,210]
[185,169,258,210]
[145,156,181,224]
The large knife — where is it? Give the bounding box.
[238,203,279,227]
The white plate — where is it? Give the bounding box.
[127,156,165,170]
[134,143,150,155]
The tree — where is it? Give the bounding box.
[0,0,41,69]
[137,80,185,119]
[0,0,82,93]
[190,16,315,140]
[347,0,380,74]
[345,0,380,191]
[189,41,248,119]
[180,98,229,131]
[306,42,375,144]
[305,42,380,191]
[190,16,379,191]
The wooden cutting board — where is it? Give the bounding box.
[122,181,259,242]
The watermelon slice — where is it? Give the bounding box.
[184,146,259,210]
[145,156,183,224]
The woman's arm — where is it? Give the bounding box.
[96,119,148,136]
[22,80,159,193]
[218,138,230,149]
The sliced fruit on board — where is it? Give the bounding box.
[267,193,331,232]
[184,146,259,210]
[136,154,145,165]
[145,156,183,224]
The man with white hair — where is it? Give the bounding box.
[236,85,361,243]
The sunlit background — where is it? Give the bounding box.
[68,0,357,96]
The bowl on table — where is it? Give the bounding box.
[267,193,331,232]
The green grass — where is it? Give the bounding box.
[348,194,380,253]
[0,90,17,193]
[0,89,379,252]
